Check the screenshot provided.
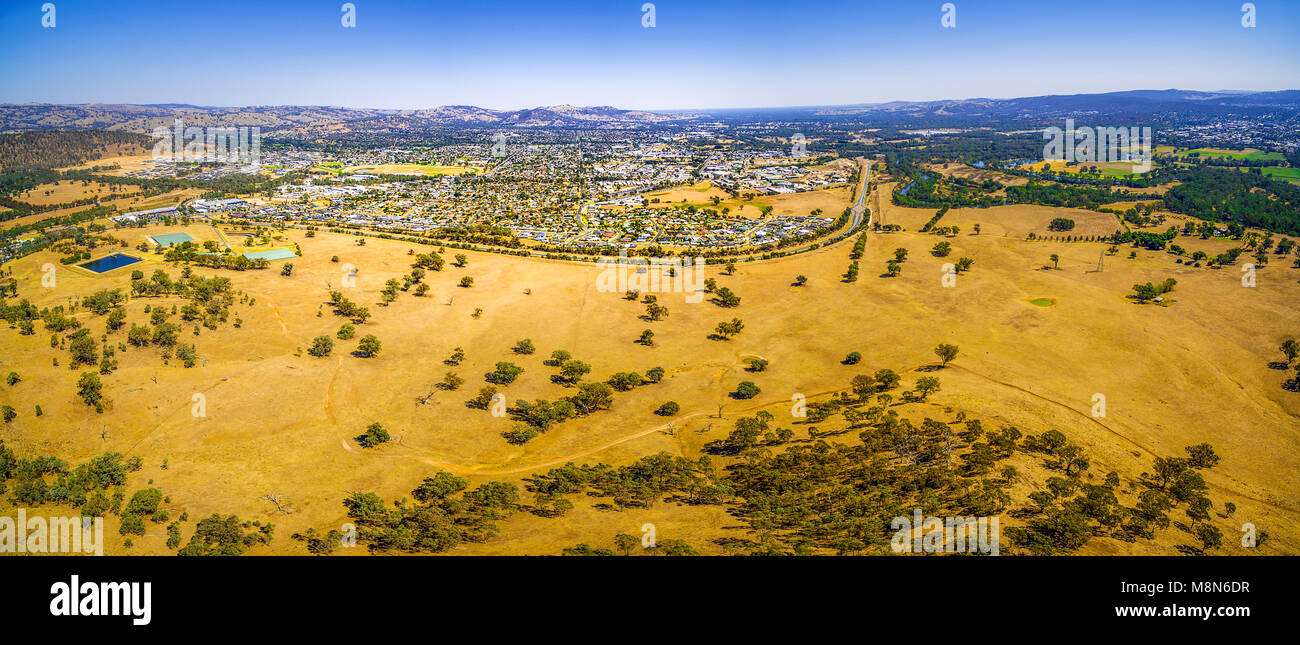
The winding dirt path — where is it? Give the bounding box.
[324,354,344,424]
[265,299,289,336]
[340,411,713,476]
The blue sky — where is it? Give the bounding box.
[1,0,1296,109]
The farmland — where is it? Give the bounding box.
[2,195,1297,556]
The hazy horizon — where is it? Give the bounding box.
[3,86,1298,114]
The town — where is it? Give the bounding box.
[105,135,854,256]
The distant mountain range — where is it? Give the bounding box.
[803,89,1300,119]
[2,89,1296,135]
[0,103,691,135]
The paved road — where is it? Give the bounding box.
[561,202,589,245]
[779,157,872,255]
[848,157,872,229]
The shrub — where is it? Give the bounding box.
[357,334,382,357]
[176,343,198,367]
[359,422,390,448]
[119,514,146,536]
[608,372,642,391]
[442,372,465,391]
[487,362,524,385]
[503,425,539,445]
[308,335,334,357]
[1048,217,1076,232]
[125,488,163,515]
[77,372,104,410]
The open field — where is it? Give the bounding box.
[1183,148,1286,162]
[66,153,160,175]
[1122,182,1178,195]
[644,180,731,206]
[1020,159,1148,176]
[105,189,205,214]
[1102,200,1161,213]
[1,196,1298,556]
[15,180,141,206]
[644,181,852,219]
[1163,147,1299,183]
[925,163,1029,187]
[942,204,1122,239]
[0,188,205,232]
[1187,166,1300,185]
[764,185,853,216]
[1261,167,1300,184]
[872,182,1122,238]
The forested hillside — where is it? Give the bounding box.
[1164,167,1300,236]
[0,130,153,170]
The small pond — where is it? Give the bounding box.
[80,253,143,274]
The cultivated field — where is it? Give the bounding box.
[1261,167,1300,184]
[1182,148,1286,162]
[1021,159,1149,176]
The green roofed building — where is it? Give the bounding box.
[243,249,297,261]
[152,232,196,248]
